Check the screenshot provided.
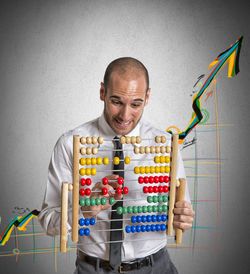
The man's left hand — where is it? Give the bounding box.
[173,201,195,232]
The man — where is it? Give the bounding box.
[39,57,194,274]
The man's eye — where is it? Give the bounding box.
[131,103,142,108]
[111,100,121,105]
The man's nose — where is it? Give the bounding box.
[119,105,131,121]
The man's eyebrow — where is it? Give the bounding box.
[109,96,144,102]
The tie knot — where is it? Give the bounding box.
[113,136,122,150]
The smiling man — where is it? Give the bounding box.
[39,57,194,274]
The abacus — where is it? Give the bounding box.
[60,134,186,252]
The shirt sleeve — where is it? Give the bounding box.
[38,134,73,236]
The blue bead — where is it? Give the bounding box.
[79,228,84,236]
[90,218,96,225]
[84,228,90,236]
[131,225,136,233]
[141,225,146,232]
[146,215,152,222]
[160,224,166,231]
[131,216,137,223]
[141,215,147,223]
[136,225,141,233]
[151,224,156,231]
[151,215,157,222]
[157,215,162,222]
[125,225,131,233]
[136,215,142,223]
[161,214,167,222]
[146,225,151,232]
[156,224,161,231]
[84,218,90,226]
[79,218,85,226]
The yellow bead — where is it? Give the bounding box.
[113,157,120,165]
[155,166,160,173]
[79,158,86,166]
[80,137,86,144]
[165,166,170,173]
[86,158,92,165]
[150,166,155,173]
[160,146,166,153]
[134,166,140,174]
[91,158,97,165]
[139,146,145,154]
[155,146,160,153]
[80,147,86,155]
[145,166,151,174]
[103,157,109,165]
[79,168,85,176]
[160,156,165,164]
[120,136,126,144]
[161,136,167,143]
[154,156,160,163]
[134,146,140,154]
[145,146,150,154]
[92,136,98,144]
[92,147,98,155]
[160,166,165,173]
[91,168,96,176]
[166,146,171,153]
[86,137,92,144]
[165,156,170,163]
[131,136,136,144]
[140,166,145,174]
[98,136,104,144]
[86,168,91,176]
[86,147,92,155]
[136,136,141,144]
[155,136,161,143]
[124,156,131,164]
[150,146,155,154]
[126,136,131,144]
[97,157,102,165]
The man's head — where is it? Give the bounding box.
[100,57,150,135]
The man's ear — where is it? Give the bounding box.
[100,82,105,101]
[145,88,151,106]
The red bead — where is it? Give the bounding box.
[116,187,122,195]
[158,186,163,193]
[149,176,154,183]
[79,188,85,196]
[159,176,164,183]
[138,176,144,184]
[144,176,149,183]
[154,176,159,183]
[80,178,86,186]
[102,187,108,195]
[148,186,153,193]
[143,186,149,193]
[164,176,170,183]
[85,188,91,196]
[86,178,92,186]
[123,186,129,194]
[117,177,124,185]
[163,186,169,193]
[102,177,109,185]
[153,186,158,193]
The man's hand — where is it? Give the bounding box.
[173,201,195,231]
[81,174,122,218]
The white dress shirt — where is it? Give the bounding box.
[39,113,189,261]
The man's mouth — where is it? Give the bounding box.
[113,118,131,129]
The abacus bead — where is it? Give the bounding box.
[147,205,152,213]
[155,146,161,153]
[102,177,109,185]
[151,224,156,231]
[122,207,127,214]
[145,166,151,174]
[166,146,171,153]
[165,166,170,173]
[96,198,101,205]
[163,186,169,193]
[97,157,102,165]
[136,225,141,233]
[153,186,158,193]
[160,146,166,153]
[147,196,153,203]
[142,206,147,213]
[153,196,158,203]
[85,198,91,206]
[144,176,149,183]
[140,166,145,174]
[143,186,148,193]
[79,168,85,176]
[103,157,109,165]
[80,178,86,186]
[80,147,86,155]
[150,146,155,153]
[158,205,163,212]
[84,228,90,236]
[79,198,85,206]
[79,188,85,196]
[139,146,145,154]
[86,158,91,165]
[156,224,161,231]
[148,186,153,193]
[86,137,92,144]
[136,215,142,223]
[134,166,140,174]
[101,197,107,205]
[138,176,144,184]
[90,198,96,206]
[92,147,98,155]
[165,156,170,163]
[146,215,152,222]
[157,215,162,222]
[155,136,161,143]
[116,187,122,195]
[85,168,91,176]
[79,158,86,165]
[91,158,97,165]
[131,136,137,144]
[160,156,165,164]
[137,206,142,213]
[154,176,159,183]
[150,166,155,173]
[162,214,167,221]
[117,177,124,185]
[162,195,168,202]
[127,206,132,213]
[124,156,131,164]
[126,225,131,233]
[158,195,163,203]
[79,218,85,226]
[162,205,168,212]
[141,215,147,222]
[134,146,140,154]
[149,176,154,183]
[161,136,166,143]
[92,136,98,144]
[84,218,90,226]
[109,197,115,205]
[120,136,126,144]
[155,166,160,173]
[102,187,108,195]
[146,225,151,232]
[145,146,151,154]
[133,206,138,214]
[152,205,158,212]
[160,224,166,231]
[125,136,131,144]
[113,156,120,165]
[123,186,129,194]
[79,228,84,236]
[98,136,104,144]
[90,218,96,225]
[86,178,92,186]
[141,225,146,232]
[131,225,136,233]
[160,166,165,173]
[86,147,92,155]
[151,215,157,222]
[159,176,164,183]
[136,136,141,144]
[85,188,91,196]
[80,137,86,144]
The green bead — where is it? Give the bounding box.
[153,196,158,203]
[158,195,163,203]
[137,206,142,213]
[85,198,91,206]
[147,196,153,203]
[132,206,138,214]
[96,198,101,205]
[90,197,96,206]
[142,206,147,213]
[79,198,85,206]
[127,206,133,213]
[162,205,168,212]
[162,195,168,202]
[117,206,123,215]
[101,197,107,205]
[147,205,152,213]
[158,205,163,212]
[109,197,115,205]
[152,205,158,212]
[122,207,127,214]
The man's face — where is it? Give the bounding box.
[100,71,150,135]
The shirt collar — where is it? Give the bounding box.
[98,112,140,138]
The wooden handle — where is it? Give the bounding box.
[175,178,186,244]
[60,182,69,253]
[167,134,179,236]
[72,135,80,243]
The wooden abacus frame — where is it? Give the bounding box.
[60,134,186,252]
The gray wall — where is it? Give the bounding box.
[0,0,249,273]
